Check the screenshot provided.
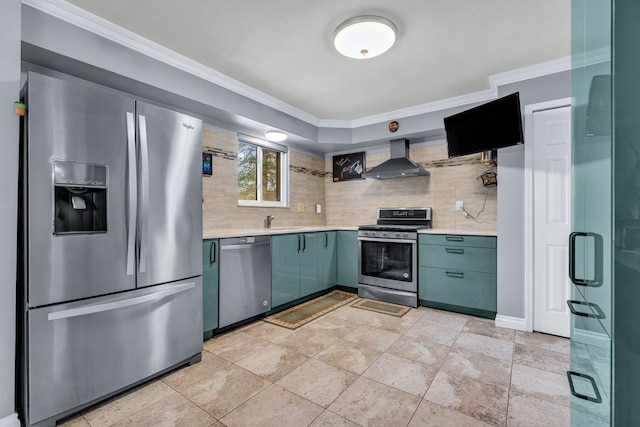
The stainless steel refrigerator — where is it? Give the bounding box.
[19,71,203,427]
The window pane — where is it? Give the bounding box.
[238,143,257,201]
[262,148,281,202]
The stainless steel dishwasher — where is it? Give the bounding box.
[218,235,272,328]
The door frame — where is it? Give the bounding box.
[523,97,572,332]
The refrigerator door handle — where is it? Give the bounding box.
[125,112,137,276]
[138,114,150,274]
[47,282,195,321]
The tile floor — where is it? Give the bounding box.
[61,302,571,427]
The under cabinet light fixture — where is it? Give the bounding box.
[333,15,397,59]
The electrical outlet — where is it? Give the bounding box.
[316,204,322,214]
[456,200,464,212]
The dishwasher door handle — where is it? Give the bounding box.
[220,242,271,251]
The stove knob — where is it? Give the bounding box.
[395,233,401,238]
[403,233,409,238]
[382,232,388,237]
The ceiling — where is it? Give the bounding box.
[62,0,570,122]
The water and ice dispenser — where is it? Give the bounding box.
[53,160,108,234]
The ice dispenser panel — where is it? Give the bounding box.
[53,160,108,234]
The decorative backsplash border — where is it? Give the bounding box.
[203,145,327,177]
[419,155,482,168]
[203,145,237,161]
[324,154,484,178]
[290,166,326,177]
[203,144,483,178]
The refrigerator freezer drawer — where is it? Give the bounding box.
[26,278,203,426]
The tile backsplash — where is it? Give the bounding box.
[324,144,497,230]
[202,127,496,231]
[202,127,326,230]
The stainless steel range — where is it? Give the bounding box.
[358,207,432,307]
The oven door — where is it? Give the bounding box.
[358,237,417,292]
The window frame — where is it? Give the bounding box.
[237,134,289,208]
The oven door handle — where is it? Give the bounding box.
[357,237,416,244]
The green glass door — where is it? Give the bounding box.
[612,0,640,424]
[570,0,612,424]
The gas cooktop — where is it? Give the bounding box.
[359,207,432,231]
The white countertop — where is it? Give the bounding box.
[203,225,357,239]
[203,226,496,239]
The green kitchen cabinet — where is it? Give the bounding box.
[336,230,358,290]
[299,232,324,297]
[202,239,219,339]
[272,233,302,307]
[272,232,331,308]
[418,234,497,318]
[321,231,337,289]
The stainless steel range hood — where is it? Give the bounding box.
[362,138,430,179]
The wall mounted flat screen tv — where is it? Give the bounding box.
[444,92,524,158]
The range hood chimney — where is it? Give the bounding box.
[362,138,430,179]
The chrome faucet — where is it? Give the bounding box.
[266,214,275,229]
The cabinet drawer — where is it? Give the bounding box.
[419,267,496,312]
[419,245,496,274]
[419,234,496,249]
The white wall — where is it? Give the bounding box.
[0,1,21,426]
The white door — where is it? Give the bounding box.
[532,105,572,337]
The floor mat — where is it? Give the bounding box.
[264,290,357,329]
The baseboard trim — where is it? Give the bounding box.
[0,413,20,427]
[495,315,528,331]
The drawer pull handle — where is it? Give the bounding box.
[446,248,465,254]
[446,236,464,241]
[446,271,464,278]
[567,371,602,403]
[566,300,606,319]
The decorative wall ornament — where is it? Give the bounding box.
[332,152,365,182]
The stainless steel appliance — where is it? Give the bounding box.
[358,207,432,307]
[218,236,272,328]
[19,72,204,427]
[361,139,430,179]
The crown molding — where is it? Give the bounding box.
[349,88,498,128]
[24,0,601,132]
[489,56,571,88]
[22,0,323,126]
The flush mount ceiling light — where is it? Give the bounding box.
[265,130,287,142]
[333,15,397,59]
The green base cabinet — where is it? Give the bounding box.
[299,232,324,297]
[418,234,497,318]
[272,232,337,310]
[322,231,337,289]
[202,239,219,339]
[272,234,302,307]
[336,230,358,290]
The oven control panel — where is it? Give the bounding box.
[358,230,417,240]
